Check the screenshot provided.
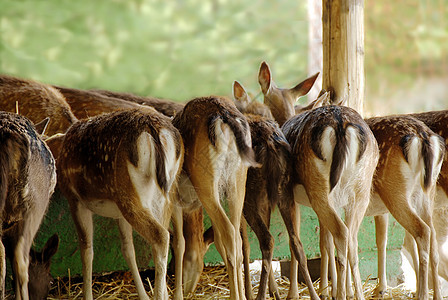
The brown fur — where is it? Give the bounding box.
[173,96,257,167]
[402,110,448,293]
[282,106,378,300]
[366,115,443,192]
[233,81,273,120]
[259,61,445,299]
[365,115,445,299]
[242,114,299,300]
[55,86,148,120]
[0,75,77,136]
[258,62,319,126]
[260,62,378,300]
[409,110,448,196]
[90,89,184,117]
[53,85,197,299]
[233,82,317,300]
[57,108,183,300]
[172,95,256,300]
[0,112,57,300]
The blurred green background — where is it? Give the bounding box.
[1,0,447,284]
[2,0,446,110]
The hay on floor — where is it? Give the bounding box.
[29,265,419,299]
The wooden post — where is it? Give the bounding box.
[308,0,323,102]
[322,0,365,115]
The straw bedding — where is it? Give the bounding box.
[22,265,420,299]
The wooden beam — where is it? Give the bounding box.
[322,0,365,115]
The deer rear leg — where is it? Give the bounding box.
[68,198,94,300]
[345,194,370,300]
[420,199,442,300]
[151,233,170,300]
[320,224,337,300]
[309,195,348,300]
[241,217,255,300]
[0,242,4,299]
[278,199,319,300]
[278,198,301,300]
[117,218,150,300]
[120,204,170,300]
[268,266,280,300]
[171,205,185,300]
[374,214,389,297]
[194,183,243,300]
[227,173,249,300]
[379,189,431,300]
[243,204,277,300]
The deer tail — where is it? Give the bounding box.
[330,123,368,192]
[208,113,260,168]
[0,137,10,212]
[0,129,29,212]
[261,127,292,203]
[401,133,445,191]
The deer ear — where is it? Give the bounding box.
[42,234,59,262]
[295,91,330,113]
[233,81,250,105]
[35,117,50,136]
[334,96,347,106]
[313,91,331,109]
[290,72,320,100]
[44,133,66,159]
[258,61,272,95]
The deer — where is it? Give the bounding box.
[364,115,444,299]
[53,85,210,298]
[0,75,78,137]
[25,234,60,300]
[172,95,260,300]
[280,104,379,300]
[232,80,321,300]
[396,109,448,295]
[0,112,58,300]
[56,107,184,300]
[2,232,61,300]
[258,61,445,299]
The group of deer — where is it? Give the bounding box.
[0,61,447,300]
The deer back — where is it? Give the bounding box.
[90,88,185,117]
[55,86,148,120]
[172,96,258,173]
[0,112,56,228]
[58,107,183,217]
[366,115,445,197]
[0,75,77,136]
[282,105,378,198]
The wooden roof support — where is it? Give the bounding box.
[323,0,365,115]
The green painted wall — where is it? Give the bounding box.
[32,190,405,282]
